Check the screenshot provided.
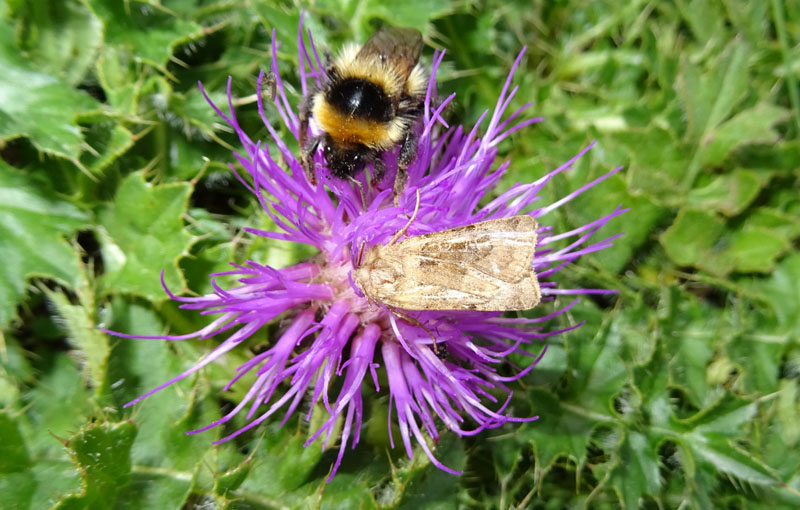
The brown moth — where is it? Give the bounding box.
[353,213,541,311]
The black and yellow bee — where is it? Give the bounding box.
[299,27,427,197]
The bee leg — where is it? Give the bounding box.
[301,135,320,185]
[298,90,317,184]
[347,175,367,210]
[323,50,334,73]
[372,158,386,187]
[398,129,418,169]
[392,171,408,206]
[393,130,418,204]
[298,95,311,150]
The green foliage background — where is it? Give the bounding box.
[2,0,799,508]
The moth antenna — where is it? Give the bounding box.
[356,240,366,267]
[389,188,421,245]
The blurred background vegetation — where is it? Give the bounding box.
[1,1,799,508]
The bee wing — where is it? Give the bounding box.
[357,27,423,81]
[400,215,538,284]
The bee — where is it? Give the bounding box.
[354,194,541,312]
[299,27,427,197]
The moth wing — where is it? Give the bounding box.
[400,215,538,284]
[382,258,541,311]
[357,27,423,81]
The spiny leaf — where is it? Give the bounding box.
[0,162,88,328]
[55,421,137,509]
[85,0,204,69]
[8,0,103,86]
[97,171,193,300]
[0,24,98,160]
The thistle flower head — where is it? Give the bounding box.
[108,19,626,479]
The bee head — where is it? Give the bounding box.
[322,137,369,179]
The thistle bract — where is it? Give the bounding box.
[107,19,626,479]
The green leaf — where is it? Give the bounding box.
[686,169,762,216]
[664,395,782,491]
[86,0,204,69]
[686,435,777,486]
[98,171,193,300]
[723,0,770,45]
[0,411,31,473]
[667,221,790,276]
[570,322,628,417]
[0,162,88,328]
[487,433,527,497]
[393,434,465,510]
[742,252,800,337]
[660,209,725,268]
[6,353,91,509]
[95,47,139,115]
[0,336,34,407]
[106,297,219,452]
[747,208,800,241]
[23,355,94,458]
[776,380,800,447]
[677,396,756,436]
[236,423,326,505]
[314,476,377,510]
[358,0,454,32]
[726,340,781,394]
[566,169,667,274]
[677,38,751,188]
[701,103,789,166]
[251,4,319,61]
[104,298,224,509]
[718,228,788,274]
[163,87,226,142]
[314,0,453,39]
[0,412,36,510]
[615,128,690,205]
[0,26,99,159]
[676,0,727,47]
[678,38,750,143]
[55,421,138,509]
[79,122,136,176]
[605,431,662,510]
[213,454,252,498]
[660,289,718,408]
[661,210,791,275]
[8,0,103,86]
[44,286,110,396]
[181,241,237,296]
[519,388,596,471]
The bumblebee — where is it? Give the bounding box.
[299,27,427,197]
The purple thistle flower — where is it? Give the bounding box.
[106,19,626,480]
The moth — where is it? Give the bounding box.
[353,212,541,311]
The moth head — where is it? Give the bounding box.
[352,244,396,302]
[355,242,382,269]
[352,242,375,300]
[352,265,369,297]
